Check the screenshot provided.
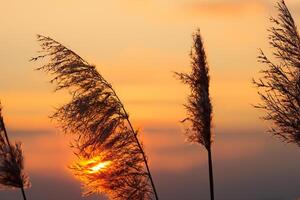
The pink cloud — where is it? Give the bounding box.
[182,0,270,17]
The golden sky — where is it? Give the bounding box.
[3,0,300,130]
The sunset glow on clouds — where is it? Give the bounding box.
[182,0,269,17]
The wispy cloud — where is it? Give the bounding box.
[182,0,270,17]
[142,124,265,172]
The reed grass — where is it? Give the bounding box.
[31,35,159,200]
[175,29,215,200]
[0,102,30,200]
[253,0,300,145]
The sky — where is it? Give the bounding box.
[0,0,300,199]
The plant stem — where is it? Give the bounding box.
[0,117,28,200]
[21,187,27,200]
[207,147,215,200]
[110,88,159,200]
[126,118,159,200]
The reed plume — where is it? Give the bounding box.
[175,29,214,200]
[253,0,300,145]
[31,35,158,200]
[0,102,30,200]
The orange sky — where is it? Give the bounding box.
[3,0,298,130]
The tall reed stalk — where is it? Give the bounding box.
[0,102,30,200]
[32,35,159,200]
[253,0,300,145]
[175,29,214,200]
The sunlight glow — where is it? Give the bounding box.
[89,161,111,173]
[79,156,112,174]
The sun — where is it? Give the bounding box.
[79,156,112,174]
[89,161,111,173]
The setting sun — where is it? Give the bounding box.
[89,161,111,173]
[79,157,112,174]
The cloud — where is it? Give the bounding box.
[141,124,265,172]
[7,129,54,139]
[182,0,270,17]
